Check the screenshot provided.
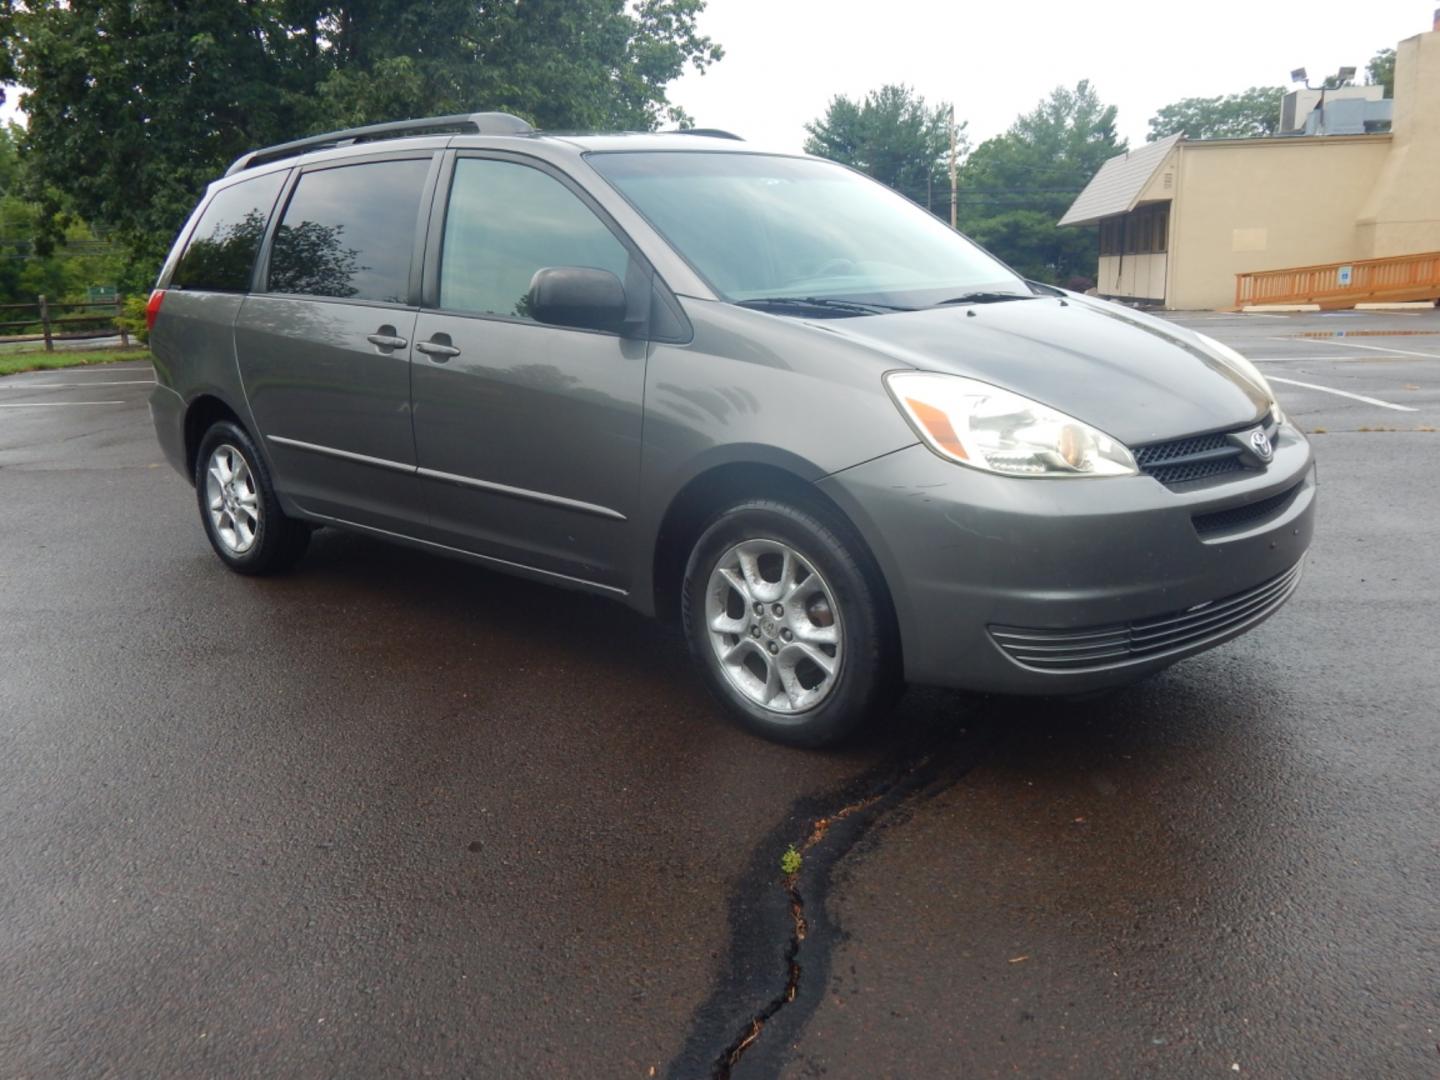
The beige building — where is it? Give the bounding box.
[1060,17,1440,309]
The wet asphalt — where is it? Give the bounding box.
[1,310,1437,1078]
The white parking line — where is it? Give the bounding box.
[1247,355,1440,364]
[0,380,154,389]
[1268,376,1418,412]
[1270,337,1440,359]
[0,400,125,408]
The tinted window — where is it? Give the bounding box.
[439,158,630,320]
[268,158,430,303]
[172,171,286,293]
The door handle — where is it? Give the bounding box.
[366,332,409,350]
[416,339,462,361]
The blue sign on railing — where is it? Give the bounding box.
[1337,265,1353,287]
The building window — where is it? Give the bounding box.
[1100,217,1124,256]
[1100,205,1169,257]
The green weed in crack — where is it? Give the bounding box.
[710,775,936,1077]
[665,703,996,1080]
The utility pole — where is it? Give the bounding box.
[949,105,958,230]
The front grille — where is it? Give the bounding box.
[1134,432,1229,464]
[1192,482,1303,537]
[1144,456,1245,485]
[1133,418,1278,488]
[989,561,1304,673]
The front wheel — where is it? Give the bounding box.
[194,420,310,575]
[681,498,898,747]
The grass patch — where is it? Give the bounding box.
[0,346,151,378]
[780,844,802,877]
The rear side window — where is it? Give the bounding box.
[438,158,630,319]
[172,171,286,293]
[268,158,431,304]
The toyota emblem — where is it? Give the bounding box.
[1249,429,1273,461]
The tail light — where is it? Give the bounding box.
[145,289,166,331]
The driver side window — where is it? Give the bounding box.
[438,158,631,320]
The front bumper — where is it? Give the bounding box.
[817,423,1315,694]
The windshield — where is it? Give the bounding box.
[588,151,1029,311]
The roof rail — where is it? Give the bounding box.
[669,127,744,141]
[224,112,534,176]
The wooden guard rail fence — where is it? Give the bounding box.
[0,295,130,350]
[1236,251,1440,310]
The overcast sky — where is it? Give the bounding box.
[668,0,1429,152]
[0,1,1427,141]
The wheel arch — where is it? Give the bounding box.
[650,461,900,659]
[183,394,248,483]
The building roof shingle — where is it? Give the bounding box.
[1058,134,1181,227]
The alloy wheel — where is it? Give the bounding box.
[204,443,261,555]
[704,538,844,714]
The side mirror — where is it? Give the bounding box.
[527,266,628,334]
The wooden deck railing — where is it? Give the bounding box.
[1235,250,1440,310]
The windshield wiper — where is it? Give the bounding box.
[737,296,914,315]
[931,291,1037,307]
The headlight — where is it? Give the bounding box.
[885,372,1138,478]
[1194,333,1283,422]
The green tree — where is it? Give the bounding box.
[0,120,19,193]
[957,80,1124,284]
[1367,48,1396,96]
[1147,86,1285,141]
[303,0,721,130]
[803,85,960,213]
[0,0,721,275]
[0,123,128,303]
[1,2,313,280]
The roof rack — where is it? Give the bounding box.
[224,112,534,176]
[668,127,744,141]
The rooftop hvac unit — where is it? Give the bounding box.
[1302,97,1394,135]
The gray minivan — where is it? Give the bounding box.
[148,112,1314,745]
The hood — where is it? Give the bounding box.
[805,294,1268,446]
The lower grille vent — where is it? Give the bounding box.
[989,561,1304,672]
[1192,482,1302,536]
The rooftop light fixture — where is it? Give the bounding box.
[1288,63,1357,133]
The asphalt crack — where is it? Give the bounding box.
[713,792,883,1075]
[667,698,997,1079]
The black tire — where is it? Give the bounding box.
[681,497,899,747]
[193,420,310,575]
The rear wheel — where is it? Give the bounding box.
[194,420,310,575]
[682,498,898,746]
